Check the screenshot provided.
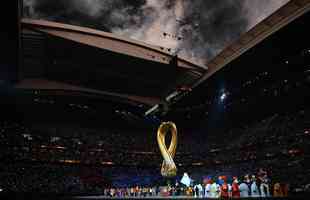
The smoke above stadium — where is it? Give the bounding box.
[23,0,289,65]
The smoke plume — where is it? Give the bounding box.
[23,0,289,65]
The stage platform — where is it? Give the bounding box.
[74,197,309,200]
[1,193,309,200]
[75,197,308,200]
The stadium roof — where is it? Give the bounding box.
[18,18,207,107]
[15,0,310,116]
[193,0,310,88]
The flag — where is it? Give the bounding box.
[180,172,191,187]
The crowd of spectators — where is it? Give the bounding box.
[0,108,309,195]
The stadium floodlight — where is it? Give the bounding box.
[220,93,227,101]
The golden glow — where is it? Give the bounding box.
[192,162,203,166]
[157,122,177,177]
[59,159,80,164]
[101,161,114,165]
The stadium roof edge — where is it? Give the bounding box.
[21,18,207,72]
[14,79,162,107]
[193,0,310,88]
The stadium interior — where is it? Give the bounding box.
[0,0,309,199]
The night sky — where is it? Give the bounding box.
[23,0,289,65]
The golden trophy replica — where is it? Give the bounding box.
[157,122,177,177]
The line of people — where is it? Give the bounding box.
[195,174,288,198]
[202,175,267,198]
[101,174,289,198]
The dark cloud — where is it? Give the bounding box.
[23,0,148,31]
[23,0,289,64]
[177,0,248,62]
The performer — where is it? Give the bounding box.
[188,186,193,196]
[228,181,232,198]
[273,182,283,197]
[210,178,220,198]
[258,168,270,197]
[250,175,260,197]
[204,177,212,198]
[216,178,222,198]
[232,176,241,198]
[283,183,289,197]
[260,177,270,197]
[239,177,250,198]
[197,183,204,197]
[220,176,229,199]
[194,184,199,198]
